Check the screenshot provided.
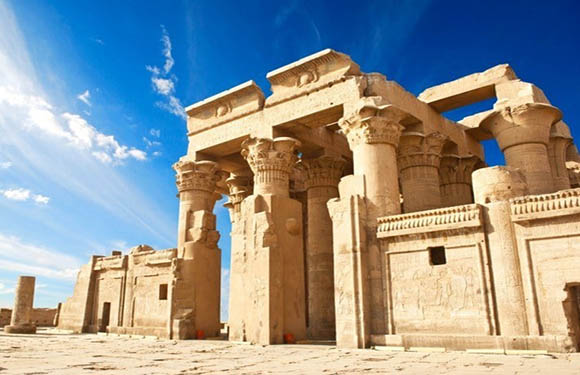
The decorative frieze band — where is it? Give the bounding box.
[377,204,482,238]
[510,188,580,221]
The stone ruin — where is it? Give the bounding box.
[57,49,580,352]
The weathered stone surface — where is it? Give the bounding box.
[4,276,36,334]
[58,49,580,354]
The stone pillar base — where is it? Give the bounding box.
[4,324,36,334]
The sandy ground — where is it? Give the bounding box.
[1,329,580,374]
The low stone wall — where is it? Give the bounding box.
[1,308,57,327]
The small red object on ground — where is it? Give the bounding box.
[196,330,205,339]
[283,333,295,344]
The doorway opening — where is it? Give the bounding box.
[563,284,580,351]
[99,302,111,333]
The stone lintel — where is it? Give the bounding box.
[418,64,517,112]
[265,48,361,106]
[186,80,265,135]
[377,204,483,238]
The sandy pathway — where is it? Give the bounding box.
[1,329,580,374]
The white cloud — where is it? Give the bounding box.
[77,89,91,106]
[0,1,175,247]
[151,77,174,95]
[0,233,82,281]
[143,136,161,148]
[146,25,185,119]
[160,25,174,74]
[2,188,30,201]
[0,161,11,169]
[2,188,50,205]
[33,194,50,205]
[149,128,160,138]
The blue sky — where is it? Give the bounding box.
[1,1,579,320]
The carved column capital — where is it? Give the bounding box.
[173,159,222,194]
[481,103,561,150]
[439,155,484,186]
[338,100,407,147]
[398,132,448,171]
[299,156,346,189]
[224,172,253,220]
[241,136,301,196]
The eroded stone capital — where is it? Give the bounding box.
[299,156,346,189]
[224,171,253,219]
[398,132,448,171]
[439,155,484,185]
[241,137,301,195]
[173,159,222,194]
[339,99,407,147]
[481,103,562,150]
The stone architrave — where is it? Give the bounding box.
[299,155,345,340]
[398,132,448,212]
[4,276,36,334]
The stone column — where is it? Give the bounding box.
[548,123,572,191]
[398,132,447,212]
[481,103,562,195]
[236,136,306,345]
[473,166,529,336]
[224,170,252,342]
[439,155,482,207]
[332,99,407,347]
[5,276,36,334]
[300,155,345,340]
[173,159,222,254]
[172,159,223,339]
[339,101,405,218]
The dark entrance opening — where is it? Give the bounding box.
[563,284,580,351]
[99,302,111,333]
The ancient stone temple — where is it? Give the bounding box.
[60,49,580,352]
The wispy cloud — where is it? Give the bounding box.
[1,188,49,205]
[0,233,82,280]
[2,188,29,201]
[146,25,185,119]
[0,282,14,295]
[0,87,147,164]
[77,89,91,106]
[0,2,175,245]
[149,128,160,138]
[0,161,11,169]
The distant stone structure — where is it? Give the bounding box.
[60,49,580,352]
[0,308,57,327]
[4,276,36,334]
